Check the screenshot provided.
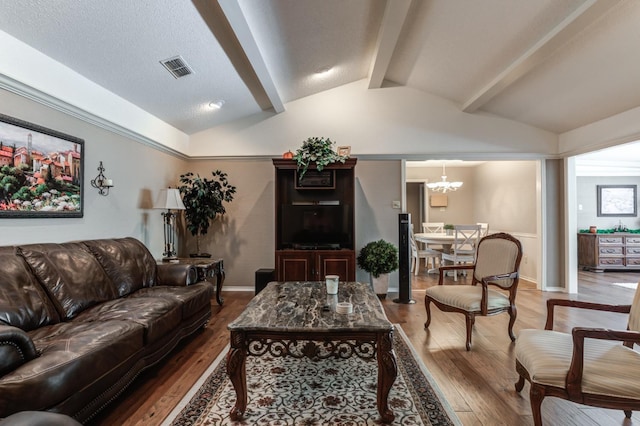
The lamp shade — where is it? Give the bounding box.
[154,188,185,210]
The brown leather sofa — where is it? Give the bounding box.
[0,237,214,423]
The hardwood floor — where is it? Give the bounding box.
[92,270,640,426]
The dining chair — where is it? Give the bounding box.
[477,222,489,237]
[411,227,441,275]
[421,222,445,252]
[515,284,640,426]
[422,222,444,233]
[424,232,523,350]
[440,224,481,281]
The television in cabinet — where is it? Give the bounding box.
[273,158,357,282]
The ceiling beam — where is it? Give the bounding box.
[192,0,284,113]
[368,0,413,89]
[462,0,622,113]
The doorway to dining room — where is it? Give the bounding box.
[404,160,539,287]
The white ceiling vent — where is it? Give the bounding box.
[160,55,193,79]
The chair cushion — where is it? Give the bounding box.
[0,411,82,426]
[425,285,510,312]
[516,329,640,400]
[628,283,640,332]
[441,252,475,263]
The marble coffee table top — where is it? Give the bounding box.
[228,281,393,333]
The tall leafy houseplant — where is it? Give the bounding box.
[293,137,349,178]
[357,239,399,297]
[179,171,236,257]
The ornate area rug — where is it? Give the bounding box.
[162,325,460,425]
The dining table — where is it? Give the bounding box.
[414,232,467,274]
[414,232,458,251]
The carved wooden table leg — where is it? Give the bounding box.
[376,330,397,423]
[226,331,246,420]
[214,260,225,305]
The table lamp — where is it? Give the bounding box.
[154,188,185,261]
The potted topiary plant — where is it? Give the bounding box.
[293,136,349,178]
[178,170,236,258]
[444,224,454,235]
[357,239,399,298]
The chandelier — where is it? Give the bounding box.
[426,164,463,193]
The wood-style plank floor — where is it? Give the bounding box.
[92,270,640,426]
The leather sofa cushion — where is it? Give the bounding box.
[73,296,182,344]
[18,244,118,320]
[131,282,214,319]
[83,238,157,297]
[0,320,144,416]
[0,247,60,330]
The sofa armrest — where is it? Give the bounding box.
[0,325,38,377]
[157,263,198,286]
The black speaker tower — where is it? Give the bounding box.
[394,213,415,304]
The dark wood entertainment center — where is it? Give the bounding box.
[273,158,357,281]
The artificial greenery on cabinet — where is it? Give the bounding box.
[293,136,349,178]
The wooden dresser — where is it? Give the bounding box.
[578,232,640,271]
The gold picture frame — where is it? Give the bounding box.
[337,146,351,157]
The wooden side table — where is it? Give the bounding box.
[160,258,225,305]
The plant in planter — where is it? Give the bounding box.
[444,224,454,235]
[293,136,349,178]
[178,170,236,257]
[357,239,399,297]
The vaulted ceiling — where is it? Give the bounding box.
[0,0,639,151]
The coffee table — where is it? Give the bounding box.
[226,281,397,423]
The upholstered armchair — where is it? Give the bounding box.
[515,287,640,426]
[424,232,522,350]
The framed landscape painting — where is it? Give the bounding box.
[0,113,84,218]
[597,184,637,217]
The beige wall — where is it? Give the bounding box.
[175,159,275,290]
[0,85,405,291]
[406,166,476,225]
[0,88,186,257]
[474,161,537,234]
[1,82,546,290]
[147,158,403,290]
[355,160,403,288]
[577,176,640,231]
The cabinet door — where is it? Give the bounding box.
[316,251,355,281]
[276,252,313,281]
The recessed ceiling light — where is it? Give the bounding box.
[209,100,225,110]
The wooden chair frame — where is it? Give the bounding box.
[515,298,640,426]
[411,229,440,275]
[440,224,481,281]
[425,232,522,350]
